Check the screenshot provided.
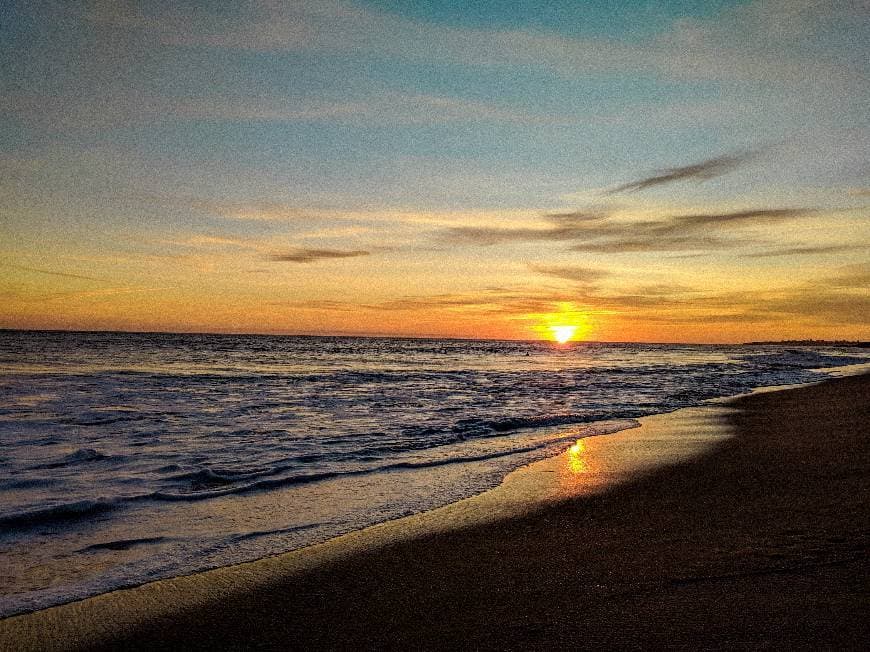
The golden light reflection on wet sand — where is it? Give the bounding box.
[553,408,734,497]
[567,439,589,474]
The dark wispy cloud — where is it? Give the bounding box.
[441,211,607,246]
[270,248,370,263]
[443,207,814,253]
[605,151,755,194]
[528,264,610,284]
[745,244,867,258]
[568,235,736,253]
[669,207,808,229]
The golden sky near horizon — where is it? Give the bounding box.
[2,1,868,342]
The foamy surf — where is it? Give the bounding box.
[0,331,866,617]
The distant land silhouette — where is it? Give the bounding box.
[745,340,870,347]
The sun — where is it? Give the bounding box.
[527,302,595,343]
[551,325,577,344]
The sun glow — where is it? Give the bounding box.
[551,325,577,344]
[525,302,595,343]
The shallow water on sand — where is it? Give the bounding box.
[0,330,866,616]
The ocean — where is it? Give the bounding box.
[0,330,866,617]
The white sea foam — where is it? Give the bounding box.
[0,332,866,617]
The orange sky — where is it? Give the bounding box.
[2,1,868,343]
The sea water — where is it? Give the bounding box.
[0,330,866,616]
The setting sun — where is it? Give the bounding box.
[527,303,596,343]
[551,325,577,344]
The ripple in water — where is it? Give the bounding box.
[0,330,866,616]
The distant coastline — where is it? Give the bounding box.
[744,339,870,347]
[3,329,869,348]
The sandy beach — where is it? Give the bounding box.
[2,373,868,650]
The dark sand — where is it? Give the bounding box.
[2,374,868,650]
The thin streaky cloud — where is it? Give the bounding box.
[182,235,254,249]
[639,312,773,325]
[192,200,523,228]
[270,248,370,263]
[443,207,814,252]
[5,89,575,131]
[814,265,870,291]
[568,236,738,253]
[16,286,171,304]
[744,244,868,258]
[542,210,610,223]
[605,151,756,194]
[528,264,610,284]
[276,262,870,329]
[2,263,104,282]
[170,92,573,127]
[668,207,813,230]
[442,225,577,246]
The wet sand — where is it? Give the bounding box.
[2,373,868,650]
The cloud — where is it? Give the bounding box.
[647,265,870,326]
[528,264,610,285]
[441,210,610,246]
[638,312,774,325]
[764,293,870,325]
[814,265,870,291]
[605,151,756,194]
[14,286,170,304]
[186,199,527,228]
[166,91,572,127]
[2,263,104,281]
[668,207,809,229]
[290,280,707,318]
[745,244,867,258]
[162,234,376,265]
[766,265,870,324]
[443,206,814,252]
[568,235,737,253]
[281,261,870,331]
[183,235,254,249]
[13,0,862,160]
[102,0,862,89]
[5,89,571,132]
[287,286,593,317]
[270,248,370,263]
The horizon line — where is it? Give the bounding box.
[1,327,866,347]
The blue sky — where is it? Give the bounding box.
[358,0,741,37]
[1,0,868,341]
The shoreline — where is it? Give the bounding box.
[0,397,738,643]
[2,372,869,649]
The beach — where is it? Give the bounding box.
[1,372,867,650]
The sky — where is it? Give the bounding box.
[1,0,868,343]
